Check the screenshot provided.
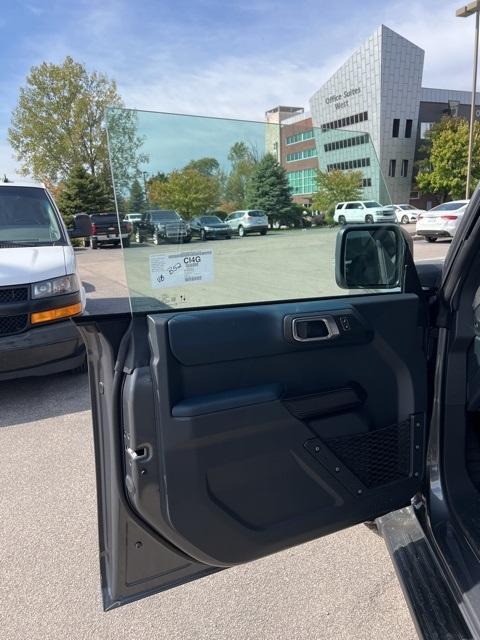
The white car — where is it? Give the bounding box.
[124,213,142,224]
[0,181,87,380]
[416,200,469,242]
[393,204,425,224]
[334,201,397,224]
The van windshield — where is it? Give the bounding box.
[0,187,65,246]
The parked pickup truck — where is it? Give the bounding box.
[89,213,131,249]
[134,209,191,244]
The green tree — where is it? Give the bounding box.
[245,153,292,225]
[129,178,146,212]
[149,168,220,218]
[416,117,480,200]
[57,165,112,226]
[225,142,258,209]
[313,170,363,221]
[8,56,146,188]
[184,157,220,176]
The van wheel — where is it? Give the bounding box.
[365,214,374,224]
[260,229,267,236]
[238,225,245,237]
[401,215,409,225]
[426,236,437,243]
[183,236,191,243]
[338,215,346,225]
[91,238,98,250]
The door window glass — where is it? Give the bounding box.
[106,109,392,312]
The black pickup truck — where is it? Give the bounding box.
[89,213,131,249]
[134,209,191,244]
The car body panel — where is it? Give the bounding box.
[416,200,469,239]
[77,286,429,609]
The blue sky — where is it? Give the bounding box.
[0,0,475,180]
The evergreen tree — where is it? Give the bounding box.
[245,153,292,226]
[57,165,111,226]
[129,178,146,212]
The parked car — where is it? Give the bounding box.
[416,200,469,242]
[393,203,425,224]
[225,210,269,236]
[190,215,231,240]
[0,181,86,380]
[134,209,192,244]
[333,201,397,224]
[124,212,143,226]
[90,212,131,249]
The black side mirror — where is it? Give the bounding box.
[68,213,92,238]
[335,224,412,289]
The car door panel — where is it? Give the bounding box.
[77,291,428,609]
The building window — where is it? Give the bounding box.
[362,178,372,187]
[420,122,434,139]
[392,119,400,138]
[286,147,318,162]
[287,168,317,194]
[326,157,371,172]
[286,130,314,145]
[401,159,409,177]
[323,133,369,153]
[405,119,413,138]
[389,159,396,177]
[321,111,369,131]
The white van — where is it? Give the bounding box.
[0,182,86,380]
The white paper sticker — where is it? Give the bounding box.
[150,250,214,289]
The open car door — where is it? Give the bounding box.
[77,111,429,610]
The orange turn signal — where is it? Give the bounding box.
[31,302,82,325]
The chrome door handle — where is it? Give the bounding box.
[291,315,340,342]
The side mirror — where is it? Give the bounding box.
[335,224,412,289]
[68,213,92,238]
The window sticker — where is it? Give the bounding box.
[150,250,214,289]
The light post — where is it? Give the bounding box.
[457,1,480,198]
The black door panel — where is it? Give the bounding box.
[77,292,428,608]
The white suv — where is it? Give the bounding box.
[334,201,397,224]
[225,210,269,237]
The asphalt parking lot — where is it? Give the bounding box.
[1,227,449,640]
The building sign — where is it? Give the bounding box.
[325,87,362,111]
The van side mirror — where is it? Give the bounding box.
[68,213,92,238]
[335,224,411,289]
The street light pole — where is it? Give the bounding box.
[457,1,480,198]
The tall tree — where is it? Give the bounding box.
[245,153,292,225]
[57,165,112,226]
[313,170,363,220]
[416,116,480,200]
[149,168,220,218]
[129,178,146,212]
[184,157,220,176]
[225,142,258,209]
[8,56,147,188]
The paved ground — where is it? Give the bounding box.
[1,227,449,640]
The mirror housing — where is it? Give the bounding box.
[335,224,413,290]
[68,213,92,239]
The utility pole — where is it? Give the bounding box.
[457,1,480,198]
